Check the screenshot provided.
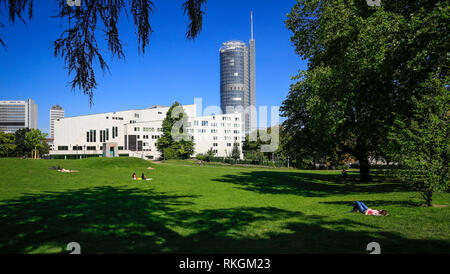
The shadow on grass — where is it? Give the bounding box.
[0,186,448,254]
[213,171,409,197]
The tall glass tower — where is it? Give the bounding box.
[220,12,256,135]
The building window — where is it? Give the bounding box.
[135,113,140,118]
[58,146,68,150]
[213,143,218,147]
[213,136,218,140]
[211,129,217,133]
[201,121,208,126]
[194,120,198,126]
[227,143,232,147]
[118,146,124,150]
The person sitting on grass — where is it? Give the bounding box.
[132,173,137,180]
[141,173,152,181]
[351,201,388,216]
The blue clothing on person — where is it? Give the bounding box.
[354,201,368,214]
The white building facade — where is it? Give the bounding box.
[51,104,243,159]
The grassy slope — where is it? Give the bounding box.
[0,157,448,254]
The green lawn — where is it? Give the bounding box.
[0,157,449,254]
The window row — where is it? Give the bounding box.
[59,145,125,151]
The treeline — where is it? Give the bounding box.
[0,128,49,158]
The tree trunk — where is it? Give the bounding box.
[425,190,433,207]
[355,145,371,182]
[359,158,371,182]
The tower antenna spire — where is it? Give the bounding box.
[251,11,254,40]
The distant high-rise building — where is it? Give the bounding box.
[50,105,64,139]
[220,12,256,135]
[0,99,38,133]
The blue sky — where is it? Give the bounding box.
[0,0,306,134]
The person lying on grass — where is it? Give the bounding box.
[58,168,79,173]
[141,173,152,181]
[351,201,389,216]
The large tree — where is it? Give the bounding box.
[282,0,448,181]
[25,129,48,154]
[386,76,449,206]
[156,102,194,160]
[0,0,207,105]
[0,132,16,157]
[14,127,32,156]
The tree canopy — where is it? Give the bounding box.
[156,102,195,160]
[282,0,449,181]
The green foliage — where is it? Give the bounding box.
[244,150,267,163]
[283,0,449,181]
[386,76,450,206]
[14,128,32,157]
[156,102,195,160]
[196,153,206,161]
[25,129,48,150]
[205,147,216,162]
[243,125,286,162]
[0,132,16,157]
[231,142,241,160]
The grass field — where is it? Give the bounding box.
[0,157,449,254]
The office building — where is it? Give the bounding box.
[0,99,38,133]
[220,12,256,135]
[50,105,65,139]
[51,103,243,159]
